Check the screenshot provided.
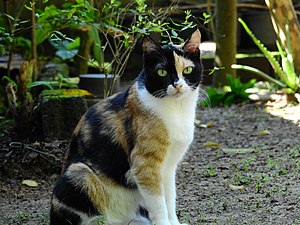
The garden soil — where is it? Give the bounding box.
[1,101,300,225]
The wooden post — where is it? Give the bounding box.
[213,0,237,86]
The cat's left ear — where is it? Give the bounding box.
[142,36,162,55]
[183,29,201,54]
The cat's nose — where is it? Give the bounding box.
[173,83,183,90]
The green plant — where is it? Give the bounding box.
[49,32,81,61]
[27,73,79,90]
[35,0,196,97]
[255,173,270,193]
[289,146,300,159]
[232,18,300,94]
[200,74,256,107]
[13,210,32,223]
[232,172,253,185]
[1,0,197,139]
[240,157,256,171]
[204,166,217,177]
[266,158,279,170]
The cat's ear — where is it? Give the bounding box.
[183,29,201,54]
[142,36,162,55]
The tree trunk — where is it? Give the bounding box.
[31,0,38,82]
[213,0,237,86]
[76,28,93,76]
[265,0,300,75]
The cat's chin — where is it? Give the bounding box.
[166,91,190,101]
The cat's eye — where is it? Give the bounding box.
[183,66,193,75]
[157,69,168,77]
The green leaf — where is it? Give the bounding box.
[223,94,235,107]
[89,25,104,70]
[171,30,178,38]
[4,14,14,21]
[68,8,77,19]
[2,76,17,90]
[56,49,78,60]
[27,81,59,90]
[238,18,287,87]
[67,37,80,50]
[231,64,285,88]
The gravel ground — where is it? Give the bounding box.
[1,101,300,225]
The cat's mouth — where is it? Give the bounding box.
[167,87,186,98]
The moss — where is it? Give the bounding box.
[40,89,93,99]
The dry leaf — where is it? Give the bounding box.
[22,180,38,187]
[258,130,271,136]
[194,119,202,128]
[222,148,255,155]
[229,184,245,191]
[206,121,214,127]
[196,121,214,128]
[203,141,222,149]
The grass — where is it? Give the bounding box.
[6,211,49,225]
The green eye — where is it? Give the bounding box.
[157,69,168,77]
[183,66,193,74]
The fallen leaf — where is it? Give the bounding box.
[258,130,271,135]
[229,184,245,191]
[203,141,222,149]
[222,148,255,155]
[206,121,214,127]
[196,121,214,128]
[194,119,201,126]
[22,180,38,187]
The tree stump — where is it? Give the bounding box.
[38,89,91,139]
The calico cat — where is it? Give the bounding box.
[50,29,203,225]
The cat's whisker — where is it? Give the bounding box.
[198,88,211,107]
[152,89,167,98]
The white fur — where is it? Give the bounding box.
[136,80,199,225]
[104,186,142,224]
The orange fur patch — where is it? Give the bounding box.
[127,86,170,195]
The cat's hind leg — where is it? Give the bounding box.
[50,200,82,225]
[50,162,104,225]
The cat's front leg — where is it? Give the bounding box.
[163,168,189,225]
[131,154,171,225]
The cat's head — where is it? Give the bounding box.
[140,29,202,99]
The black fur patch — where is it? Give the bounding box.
[53,175,98,216]
[70,104,136,189]
[139,206,150,219]
[50,205,82,225]
[140,43,202,97]
[86,131,135,188]
[109,90,129,111]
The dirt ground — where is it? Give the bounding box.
[1,100,300,225]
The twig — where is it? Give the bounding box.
[9,142,59,161]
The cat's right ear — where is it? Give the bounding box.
[142,36,161,55]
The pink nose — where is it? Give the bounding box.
[174,84,183,90]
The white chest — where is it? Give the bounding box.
[137,85,198,164]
